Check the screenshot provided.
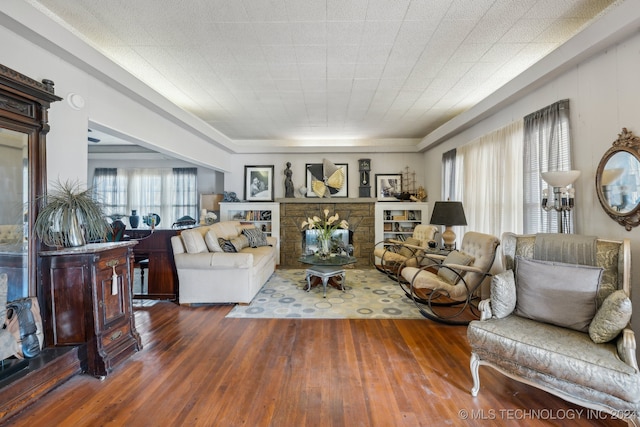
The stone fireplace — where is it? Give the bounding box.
[278,199,375,268]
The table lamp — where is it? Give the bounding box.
[430,201,467,250]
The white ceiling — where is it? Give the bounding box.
[28,0,621,149]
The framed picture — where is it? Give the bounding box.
[244,165,274,201]
[305,163,348,198]
[375,174,401,201]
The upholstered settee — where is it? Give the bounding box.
[468,233,639,425]
[171,221,278,304]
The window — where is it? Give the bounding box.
[93,168,197,226]
[523,100,572,233]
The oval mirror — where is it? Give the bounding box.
[596,128,640,230]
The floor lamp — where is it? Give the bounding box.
[541,170,580,233]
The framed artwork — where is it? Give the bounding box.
[375,174,401,201]
[305,163,348,198]
[244,165,274,201]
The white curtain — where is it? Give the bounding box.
[455,120,524,241]
[93,168,197,227]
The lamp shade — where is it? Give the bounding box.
[541,170,580,187]
[430,201,467,226]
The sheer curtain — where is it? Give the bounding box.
[172,168,198,221]
[455,120,524,240]
[523,99,572,233]
[93,167,197,227]
[93,168,127,217]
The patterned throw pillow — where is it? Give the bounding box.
[243,227,268,247]
[589,290,632,343]
[490,270,516,319]
[218,238,237,253]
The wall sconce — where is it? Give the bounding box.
[541,170,580,233]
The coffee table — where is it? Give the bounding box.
[298,254,356,297]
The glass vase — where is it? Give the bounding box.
[318,234,331,259]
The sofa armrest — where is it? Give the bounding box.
[266,236,278,247]
[478,299,493,321]
[617,328,639,371]
[174,252,253,269]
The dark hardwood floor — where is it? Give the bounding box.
[4,297,625,426]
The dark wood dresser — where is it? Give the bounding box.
[39,242,142,378]
[125,229,179,300]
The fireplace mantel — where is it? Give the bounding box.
[276,198,374,204]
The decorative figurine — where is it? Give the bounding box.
[284,162,295,198]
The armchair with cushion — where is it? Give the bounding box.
[400,231,500,324]
[372,224,438,279]
[468,233,639,425]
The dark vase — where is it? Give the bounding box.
[129,210,140,229]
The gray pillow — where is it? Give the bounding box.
[438,250,474,285]
[242,227,268,247]
[589,290,632,343]
[490,270,516,319]
[515,256,603,332]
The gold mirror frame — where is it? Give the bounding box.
[595,128,640,231]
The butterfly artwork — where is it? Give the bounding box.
[305,159,348,198]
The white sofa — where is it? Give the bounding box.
[171,221,278,305]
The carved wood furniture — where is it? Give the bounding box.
[0,64,73,422]
[126,229,179,300]
[39,242,142,377]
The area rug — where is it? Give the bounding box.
[226,269,424,319]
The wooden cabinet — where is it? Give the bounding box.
[126,229,179,300]
[220,202,280,263]
[39,242,142,377]
[374,202,429,244]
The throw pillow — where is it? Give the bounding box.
[437,251,474,285]
[230,235,250,252]
[490,270,516,319]
[588,290,632,343]
[181,229,208,254]
[243,227,268,247]
[514,256,603,332]
[398,237,423,258]
[204,229,223,252]
[218,238,237,253]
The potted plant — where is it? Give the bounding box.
[34,180,111,247]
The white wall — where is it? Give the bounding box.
[227,153,426,200]
[423,29,640,357]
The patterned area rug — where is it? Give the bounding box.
[226,268,424,319]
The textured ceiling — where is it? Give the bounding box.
[28,0,619,146]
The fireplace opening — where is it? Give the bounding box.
[302,229,353,256]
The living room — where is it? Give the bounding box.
[1,0,640,425]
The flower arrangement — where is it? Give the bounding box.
[301,209,349,257]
